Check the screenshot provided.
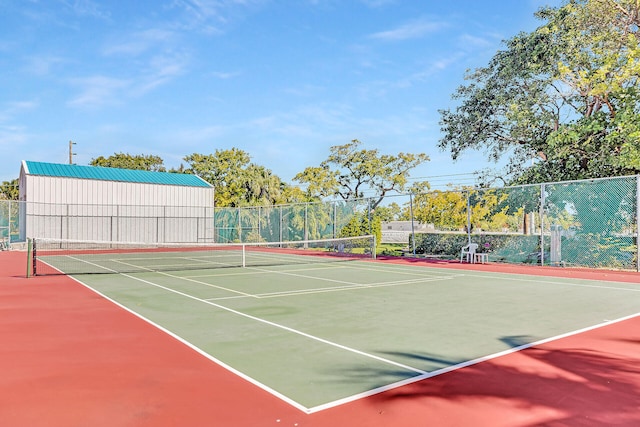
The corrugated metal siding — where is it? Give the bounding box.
[25,176,213,207]
[20,161,215,242]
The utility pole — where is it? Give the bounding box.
[69,140,76,164]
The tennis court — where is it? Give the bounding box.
[29,237,640,414]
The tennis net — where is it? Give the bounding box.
[27,235,376,276]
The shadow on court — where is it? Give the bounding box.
[335,324,640,426]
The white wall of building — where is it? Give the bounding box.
[20,169,214,243]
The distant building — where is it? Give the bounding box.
[19,161,214,242]
[381,221,434,243]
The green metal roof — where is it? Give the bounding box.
[23,161,212,188]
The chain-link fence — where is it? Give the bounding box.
[2,175,638,270]
[197,176,640,271]
[404,176,638,271]
[1,200,215,244]
[0,200,20,248]
[542,178,637,269]
[213,199,373,243]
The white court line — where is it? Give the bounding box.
[157,270,259,298]
[111,259,258,299]
[113,257,238,271]
[64,255,120,273]
[57,255,431,413]
[116,272,431,374]
[63,273,311,413]
[210,276,457,300]
[131,257,462,300]
[245,264,462,290]
[180,263,350,279]
[307,311,640,413]
[452,271,640,293]
[55,254,640,414]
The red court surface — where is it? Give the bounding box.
[1,250,639,427]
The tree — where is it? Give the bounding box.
[439,0,640,184]
[182,149,291,207]
[293,139,429,209]
[373,202,402,222]
[410,189,468,231]
[0,179,19,200]
[90,153,166,171]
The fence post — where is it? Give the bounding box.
[304,204,308,241]
[258,206,261,240]
[367,198,372,236]
[539,184,546,266]
[637,175,640,272]
[333,202,337,239]
[466,191,471,245]
[8,200,12,243]
[279,206,283,243]
[409,193,416,256]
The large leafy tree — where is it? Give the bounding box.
[182,149,291,207]
[293,139,429,209]
[90,153,166,171]
[439,0,640,184]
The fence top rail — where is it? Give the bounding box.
[392,174,640,195]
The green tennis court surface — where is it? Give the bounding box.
[43,253,640,413]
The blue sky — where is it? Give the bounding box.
[1,0,561,191]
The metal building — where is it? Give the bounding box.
[19,161,214,243]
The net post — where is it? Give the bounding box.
[26,238,34,277]
[242,243,246,268]
[372,234,377,260]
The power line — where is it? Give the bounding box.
[408,172,477,180]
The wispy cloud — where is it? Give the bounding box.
[67,76,131,107]
[135,52,190,94]
[210,70,242,79]
[103,29,177,56]
[457,33,495,50]
[369,18,448,41]
[397,54,463,86]
[100,25,190,99]
[0,101,39,123]
[283,84,325,97]
[359,0,396,7]
[0,124,30,152]
[352,53,463,99]
[24,55,66,76]
[0,102,35,155]
[169,0,266,34]
[61,0,111,20]
[68,51,189,106]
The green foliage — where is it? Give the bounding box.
[338,211,382,249]
[560,234,636,269]
[411,233,540,263]
[294,139,429,209]
[411,190,468,230]
[90,153,166,171]
[378,243,407,257]
[439,0,640,183]
[0,179,19,200]
[374,202,402,222]
[182,149,293,208]
[546,179,636,237]
[408,187,523,232]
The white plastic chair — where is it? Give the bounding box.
[460,243,478,263]
[0,226,8,251]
